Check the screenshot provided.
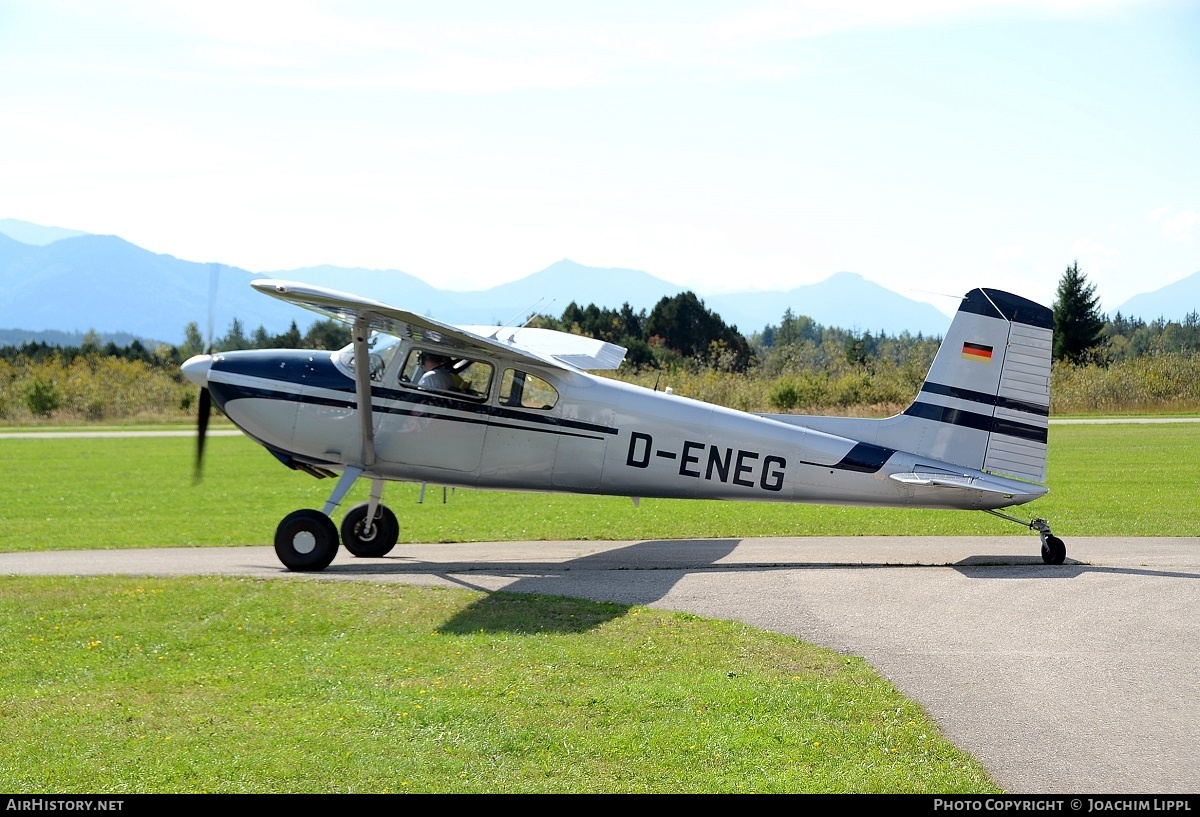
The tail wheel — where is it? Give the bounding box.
[340,502,400,558]
[1041,534,1067,566]
[275,509,340,571]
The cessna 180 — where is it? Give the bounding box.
[181,281,1065,572]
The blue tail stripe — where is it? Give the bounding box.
[904,401,1048,444]
[920,381,1048,417]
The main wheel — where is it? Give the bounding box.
[1041,534,1067,566]
[275,509,340,571]
[340,502,400,558]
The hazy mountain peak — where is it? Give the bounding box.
[2,218,1193,345]
[0,218,90,246]
[1113,270,1200,321]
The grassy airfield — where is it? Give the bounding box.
[3,420,1198,551]
[1,419,1196,793]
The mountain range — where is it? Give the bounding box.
[1,218,1197,347]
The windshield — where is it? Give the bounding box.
[334,336,403,382]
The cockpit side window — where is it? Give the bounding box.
[399,348,493,400]
[500,369,558,410]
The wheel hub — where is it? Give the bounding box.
[292,530,317,554]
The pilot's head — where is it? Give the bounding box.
[420,352,448,369]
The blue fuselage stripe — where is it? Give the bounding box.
[795,441,896,474]
[207,353,619,442]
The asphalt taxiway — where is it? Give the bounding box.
[2,535,1197,795]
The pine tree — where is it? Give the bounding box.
[1052,261,1106,363]
[218,317,250,351]
[180,322,206,358]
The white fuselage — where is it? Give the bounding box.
[202,345,1045,512]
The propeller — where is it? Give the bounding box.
[194,384,211,482]
[189,264,219,482]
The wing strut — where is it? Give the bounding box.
[316,311,376,523]
[351,316,377,469]
[318,318,379,525]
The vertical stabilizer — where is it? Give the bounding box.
[903,288,1053,482]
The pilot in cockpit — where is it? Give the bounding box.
[416,352,464,392]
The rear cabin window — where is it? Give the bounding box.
[500,369,558,410]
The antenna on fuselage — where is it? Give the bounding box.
[522,298,554,328]
[484,297,555,339]
[909,287,969,311]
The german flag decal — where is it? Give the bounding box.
[962,342,993,362]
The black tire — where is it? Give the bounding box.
[274,509,340,571]
[340,502,400,558]
[1041,534,1067,566]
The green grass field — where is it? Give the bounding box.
[0,575,998,794]
[3,421,1198,552]
[1,420,1195,793]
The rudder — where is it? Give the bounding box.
[902,288,1053,482]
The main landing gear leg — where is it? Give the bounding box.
[274,469,400,571]
[983,510,1067,565]
[275,316,396,572]
[273,466,363,572]
[321,466,364,517]
[340,478,399,559]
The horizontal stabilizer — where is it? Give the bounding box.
[889,470,1045,497]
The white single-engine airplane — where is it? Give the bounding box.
[181,281,1065,571]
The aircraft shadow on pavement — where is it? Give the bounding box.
[310,538,1200,634]
[951,561,1200,581]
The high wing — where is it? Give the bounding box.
[251,279,627,371]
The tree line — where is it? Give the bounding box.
[529,291,755,372]
[2,262,1198,421]
[0,319,354,370]
[1050,260,1200,363]
[4,262,1189,372]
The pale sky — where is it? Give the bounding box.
[1,0,1196,316]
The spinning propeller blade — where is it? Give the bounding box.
[194,384,211,482]
[192,263,219,483]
